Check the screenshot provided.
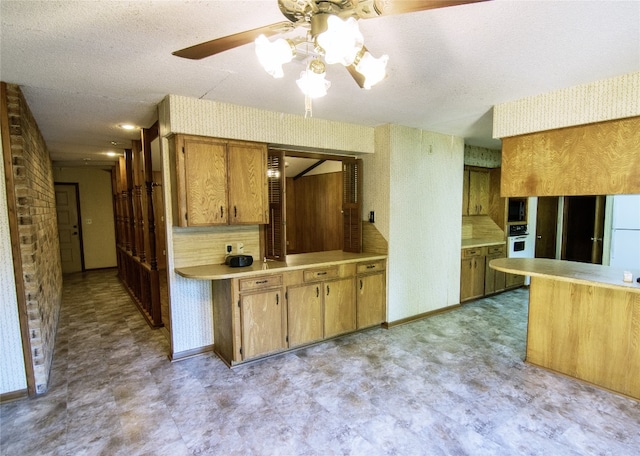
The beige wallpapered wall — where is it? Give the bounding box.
[0,126,27,395]
[493,72,640,138]
[159,95,376,356]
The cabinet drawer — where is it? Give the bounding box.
[303,267,339,282]
[462,247,485,258]
[486,245,505,255]
[239,274,282,292]
[356,260,385,274]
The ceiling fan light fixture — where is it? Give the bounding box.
[255,34,296,78]
[355,50,389,89]
[315,15,364,66]
[296,59,331,98]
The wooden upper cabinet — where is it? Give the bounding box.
[227,141,268,224]
[468,169,490,215]
[171,134,268,227]
[183,137,228,226]
[463,167,490,216]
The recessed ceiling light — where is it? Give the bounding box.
[119,123,137,130]
[106,151,118,157]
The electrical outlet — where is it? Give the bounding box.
[225,244,232,254]
[237,242,244,254]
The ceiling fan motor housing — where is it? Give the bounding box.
[277,0,382,22]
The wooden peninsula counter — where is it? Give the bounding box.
[490,258,640,400]
[176,251,387,366]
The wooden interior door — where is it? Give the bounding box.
[55,183,83,273]
[535,196,559,259]
[591,196,606,264]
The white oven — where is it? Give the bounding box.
[507,225,535,285]
[507,234,534,258]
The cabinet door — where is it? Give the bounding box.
[287,284,323,347]
[460,258,475,301]
[469,169,490,215]
[324,278,356,338]
[227,142,268,224]
[183,137,228,226]
[485,253,506,294]
[460,257,485,302]
[357,272,385,328]
[505,273,525,288]
[462,169,470,215]
[240,289,285,360]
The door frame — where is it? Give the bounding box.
[54,182,85,272]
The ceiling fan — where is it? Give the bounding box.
[173,1,487,109]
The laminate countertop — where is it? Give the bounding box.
[490,257,640,293]
[461,239,506,249]
[175,250,387,281]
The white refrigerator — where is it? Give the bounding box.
[609,195,640,270]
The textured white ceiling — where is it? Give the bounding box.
[1,0,639,165]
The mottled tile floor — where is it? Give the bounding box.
[1,269,639,455]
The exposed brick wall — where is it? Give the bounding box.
[5,83,62,394]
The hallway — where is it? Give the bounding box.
[1,269,639,455]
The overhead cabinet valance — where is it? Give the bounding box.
[500,116,640,197]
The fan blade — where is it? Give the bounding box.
[173,22,294,60]
[372,0,489,17]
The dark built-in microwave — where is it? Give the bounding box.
[508,198,527,223]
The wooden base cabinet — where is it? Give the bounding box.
[461,244,510,302]
[460,247,486,302]
[484,245,506,295]
[286,283,324,348]
[213,274,285,364]
[356,260,386,329]
[240,289,286,360]
[505,273,525,289]
[212,259,386,366]
[323,277,356,338]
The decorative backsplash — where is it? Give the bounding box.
[464,145,501,168]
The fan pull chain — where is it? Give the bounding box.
[304,94,313,118]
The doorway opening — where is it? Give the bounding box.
[561,195,606,264]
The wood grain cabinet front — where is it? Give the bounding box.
[484,245,506,295]
[170,134,268,227]
[462,167,490,216]
[239,288,286,360]
[213,258,386,366]
[212,274,285,365]
[286,283,324,348]
[323,277,356,338]
[460,247,486,302]
[356,260,386,329]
